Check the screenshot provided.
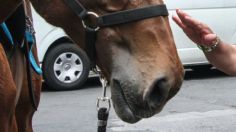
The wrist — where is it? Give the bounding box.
[197,36,221,53]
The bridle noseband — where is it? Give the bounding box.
[64,0,169,68]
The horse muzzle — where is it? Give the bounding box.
[110,74,174,123]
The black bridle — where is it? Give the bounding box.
[63,1,169,132]
[64,0,168,68]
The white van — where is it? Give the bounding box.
[33,1,236,90]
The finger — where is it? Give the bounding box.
[175,9,202,29]
[172,15,186,29]
[176,9,203,32]
[176,9,191,24]
[184,16,203,29]
[176,9,191,18]
[203,34,217,45]
[201,23,214,34]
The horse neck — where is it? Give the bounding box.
[8,48,25,106]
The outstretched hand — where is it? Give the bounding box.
[172,9,217,46]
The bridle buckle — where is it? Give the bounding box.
[82,12,100,32]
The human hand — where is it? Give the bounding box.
[172,9,217,46]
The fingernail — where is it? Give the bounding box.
[185,16,191,20]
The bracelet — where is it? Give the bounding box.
[197,36,221,53]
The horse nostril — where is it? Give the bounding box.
[143,76,170,110]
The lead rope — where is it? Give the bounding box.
[22,0,38,110]
[95,68,111,132]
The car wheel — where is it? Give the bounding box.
[43,43,90,90]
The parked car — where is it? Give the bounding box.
[32,0,236,90]
[32,9,91,91]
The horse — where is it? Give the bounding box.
[30,0,185,123]
[0,0,42,131]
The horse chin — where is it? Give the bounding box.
[110,79,141,123]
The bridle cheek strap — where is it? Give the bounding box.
[64,0,87,18]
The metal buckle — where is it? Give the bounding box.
[82,12,100,32]
[96,74,111,113]
[96,97,111,113]
[25,16,35,35]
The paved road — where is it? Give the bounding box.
[33,69,236,132]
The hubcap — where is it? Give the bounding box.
[53,52,83,83]
[64,63,72,71]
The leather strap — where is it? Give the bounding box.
[22,0,38,110]
[98,5,168,27]
[85,29,97,68]
[63,0,87,18]
[64,0,168,27]
[0,23,14,45]
[97,108,109,132]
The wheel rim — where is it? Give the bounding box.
[53,52,83,84]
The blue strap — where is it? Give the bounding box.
[0,22,14,45]
[0,22,42,75]
[29,50,42,75]
[26,31,42,75]
[25,31,35,44]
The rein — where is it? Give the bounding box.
[63,0,169,131]
[23,0,38,110]
[96,72,111,132]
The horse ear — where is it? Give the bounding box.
[98,0,128,11]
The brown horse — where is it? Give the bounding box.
[0,0,41,132]
[30,0,184,123]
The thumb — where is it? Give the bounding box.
[203,34,217,46]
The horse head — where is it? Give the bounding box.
[31,0,184,123]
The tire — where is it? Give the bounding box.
[43,43,90,90]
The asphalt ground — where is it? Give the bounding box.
[33,69,236,132]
